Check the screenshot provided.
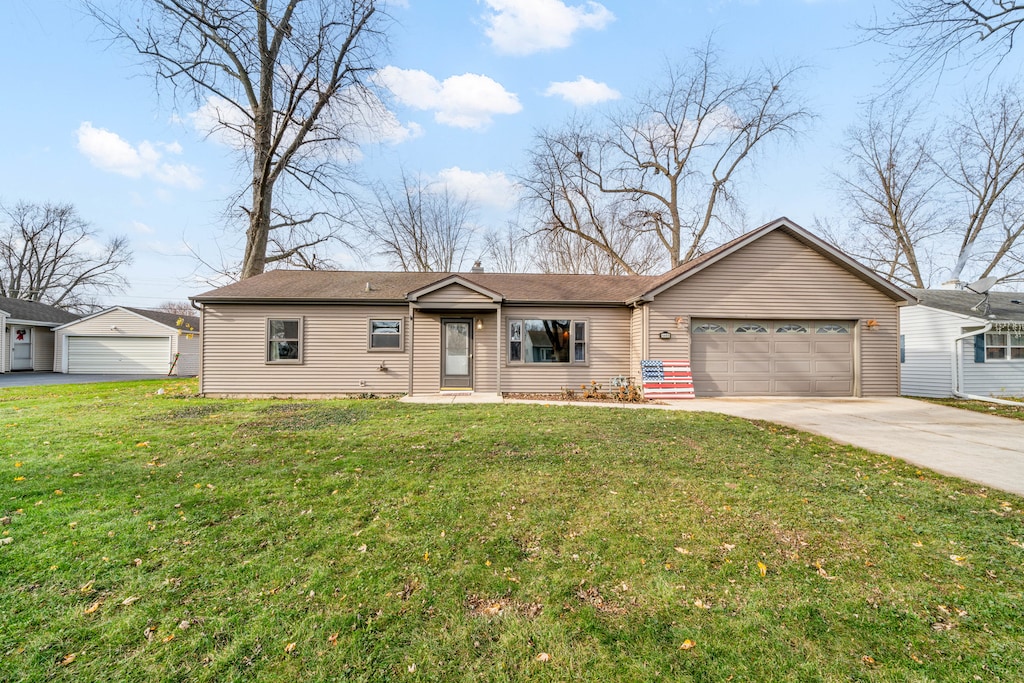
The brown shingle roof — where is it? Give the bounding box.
[126,307,200,331]
[192,270,658,304]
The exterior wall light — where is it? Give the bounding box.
[476,319,483,331]
[659,331,672,340]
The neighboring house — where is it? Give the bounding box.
[53,307,201,376]
[0,297,80,373]
[901,287,1024,398]
[191,218,913,398]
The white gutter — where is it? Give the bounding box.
[951,322,1024,406]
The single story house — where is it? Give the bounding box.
[53,307,201,376]
[191,218,914,398]
[0,297,80,373]
[901,287,1024,398]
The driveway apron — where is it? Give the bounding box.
[667,397,1024,497]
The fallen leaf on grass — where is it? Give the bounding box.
[680,639,696,650]
[79,580,95,594]
[136,442,149,448]
[949,555,967,566]
[674,547,690,555]
[328,632,339,646]
[121,596,140,606]
[912,541,924,548]
[14,462,21,467]
[162,634,175,643]
[60,653,77,665]
[536,652,551,662]
[83,600,102,615]
[13,476,25,482]
[862,655,876,665]
[757,561,767,577]
[284,642,297,654]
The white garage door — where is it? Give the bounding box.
[691,319,854,397]
[67,336,171,374]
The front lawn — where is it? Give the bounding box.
[923,397,1024,422]
[2,380,1023,682]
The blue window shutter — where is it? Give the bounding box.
[974,334,985,363]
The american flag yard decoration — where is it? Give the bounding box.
[641,360,695,399]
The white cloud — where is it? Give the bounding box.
[481,0,614,56]
[374,66,521,129]
[434,167,519,209]
[544,76,620,106]
[76,122,202,190]
[130,221,156,235]
[187,90,420,161]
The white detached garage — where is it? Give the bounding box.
[53,307,200,376]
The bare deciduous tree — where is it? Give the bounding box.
[369,173,478,272]
[865,1,1024,81]
[481,221,534,274]
[0,202,132,311]
[154,301,196,317]
[828,88,1024,286]
[87,0,387,279]
[829,100,943,288]
[520,44,811,274]
[943,87,1024,282]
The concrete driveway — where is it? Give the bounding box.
[669,397,1024,497]
[0,372,172,388]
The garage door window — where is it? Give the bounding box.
[775,323,808,334]
[734,322,768,333]
[816,323,850,334]
[693,322,727,334]
[267,319,301,362]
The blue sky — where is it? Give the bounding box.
[0,1,1010,306]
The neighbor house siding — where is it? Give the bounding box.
[199,303,410,396]
[55,310,175,373]
[961,336,1024,397]
[899,306,963,397]
[499,305,631,394]
[647,230,902,396]
[629,306,645,384]
[32,327,55,372]
[0,318,6,373]
[175,332,201,376]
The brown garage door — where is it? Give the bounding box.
[691,319,854,396]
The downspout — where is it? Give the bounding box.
[951,322,1024,406]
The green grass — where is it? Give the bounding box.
[2,380,1023,682]
[922,396,1024,422]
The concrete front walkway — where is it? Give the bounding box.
[667,397,1024,497]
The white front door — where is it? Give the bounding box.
[10,327,32,371]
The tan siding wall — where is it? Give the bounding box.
[475,312,499,393]
[32,327,55,372]
[200,303,410,396]
[411,312,441,394]
[629,306,644,382]
[500,306,632,393]
[647,231,902,396]
[417,283,494,306]
[0,320,6,373]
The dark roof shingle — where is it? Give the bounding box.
[909,288,1024,321]
[0,297,80,325]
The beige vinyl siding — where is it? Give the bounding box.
[200,303,410,396]
[411,312,441,394]
[500,305,631,393]
[647,230,901,397]
[0,319,6,373]
[416,283,495,306]
[32,327,55,372]
[474,311,499,393]
[629,306,645,383]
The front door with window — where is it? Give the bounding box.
[441,318,473,390]
[10,327,32,371]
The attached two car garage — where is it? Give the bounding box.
[690,319,854,396]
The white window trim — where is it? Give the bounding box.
[368,317,405,352]
[266,317,303,364]
[506,317,589,366]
